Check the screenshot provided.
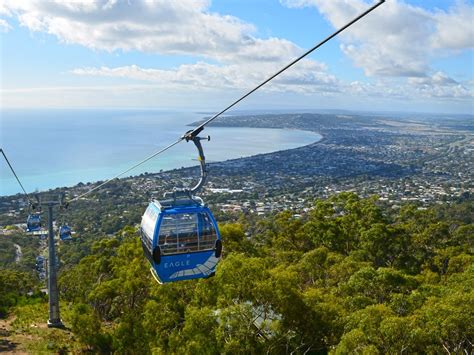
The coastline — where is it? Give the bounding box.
[0,125,322,198]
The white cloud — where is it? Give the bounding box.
[1,0,301,64]
[71,59,338,95]
[2,0,472,111]
[351,76,472,101]
[279,0,473,106]
[0,18,12,32]
[408,71,458,87]
[69,62,472,102]
[406,71,472,99]
[431,1,474,50]
[285,0,435,77]
[1,0,345,105]
[281,0,474,78]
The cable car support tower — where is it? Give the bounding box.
[1,148,65,328]
[27,193,66,328]
[41,194,66,328]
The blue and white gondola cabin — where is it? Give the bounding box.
[26,213,41,232]
[140,197,222,284]
[59,225,72,241]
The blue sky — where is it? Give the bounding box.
[1,0,473,114]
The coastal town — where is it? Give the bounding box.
[1,111,470,297]
[1,112,471,228]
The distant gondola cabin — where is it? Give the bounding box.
[59,225,72,241]
[26,214,41,232]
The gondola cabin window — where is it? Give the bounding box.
[141,206,158,253]
[159,212,217,255]
[199,212,217,250]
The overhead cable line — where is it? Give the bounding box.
[69,139,183,202]
[186,0,386,138]
[68,0,385,203]
[1,148,33,204]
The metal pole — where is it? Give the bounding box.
[47,203,63,328]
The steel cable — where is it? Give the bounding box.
[65,0,385,203]
[187,0,386,137]
[68,138,183,202]
[1,148,33,204]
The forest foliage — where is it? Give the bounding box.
[1,193,473,353]
[57,193,474,353]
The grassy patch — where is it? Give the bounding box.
[9,302,84,353]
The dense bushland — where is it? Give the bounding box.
[53,193,473,353]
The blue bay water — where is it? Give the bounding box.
[0,109,321,196]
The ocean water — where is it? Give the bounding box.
[0,109,321,196]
